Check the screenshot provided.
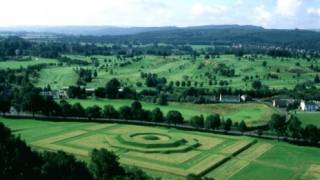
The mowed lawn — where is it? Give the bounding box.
[67,98,277,126]
[295,112,320,127]
[1,118,319,180]
[0,118,254,178]
[0,57,58,69]
[35,66,78,89]
[228,142,320,180]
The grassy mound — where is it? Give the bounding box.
[143,135,161,141]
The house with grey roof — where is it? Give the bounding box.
[219,94,241,103]
[272,99,296,108]
[300,100,319,112]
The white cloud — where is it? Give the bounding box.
[235,0,244,6]
[307,7,320,16]
[191,3,228,17]
[254,5,272,26]
[275,0,302,17]
[0,0,317,28]
[0,0,171,26]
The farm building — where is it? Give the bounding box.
[85,88,95,96]
[9,107,18,114]
[219,94,241,103]
[40,90,68,99]
[40,90,53,97]
[300,100,320,112]
[240,95,250,102]
[272,99,296,108]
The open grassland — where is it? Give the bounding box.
[301,165,320,180]
[1,118,319,180]
[223,143,320,180]
[67,98,277,126]
[295,112,320,127]
[0,57,58,69]
[35,66,78,89]
[35,54,319,90]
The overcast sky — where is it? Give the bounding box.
[0,0,319,29]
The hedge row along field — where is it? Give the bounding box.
[67,98,277,127]
[1,118,319,179]
[0,57,58,69]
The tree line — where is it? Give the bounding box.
[0,83,182,125]
[3,83,319,145]
[269,114,320,145]
[2,35,320,62]
[1,82,250,131]
[190,114,248,133]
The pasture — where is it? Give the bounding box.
[34,54,319,90]
[0,118,319,180]
[295,112,320,127]
[35,66,78,89]
[67,98,277,126]
[0,57,58,69]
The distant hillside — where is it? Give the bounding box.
[0,26,179,36]
[0,25,262,36]
[184,25,264,30]
[91,27,320,51]
[1,25,320,51]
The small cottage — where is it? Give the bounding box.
[219,94,241,103]
[300,100,319,112]
[272,99,296,108]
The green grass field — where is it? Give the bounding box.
[67,98,277,126]
[0,57,58,69]
[36,66,78,89]
[1,118,319,180]
[34,54,319,90]
[295,112,320,127]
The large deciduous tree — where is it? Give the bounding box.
[86,105,102,118]
[0,92,11,114]
[103,105,119,119]
[151,108,164,123]
[90,148,125,180]
[287,115,302,140]
[190,115,204,129]
[105,78,121,99]
[303,125,320,144]
[166,110,184,126]
[238,120,247,133]
[41,151,93,180]
[269,114,287,138]
[205,114,220,129]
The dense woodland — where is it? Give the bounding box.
[58,26,320,51]
[2,27,320,58]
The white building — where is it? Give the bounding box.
[300,100,319,112]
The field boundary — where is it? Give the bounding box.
[3,114,320,147]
